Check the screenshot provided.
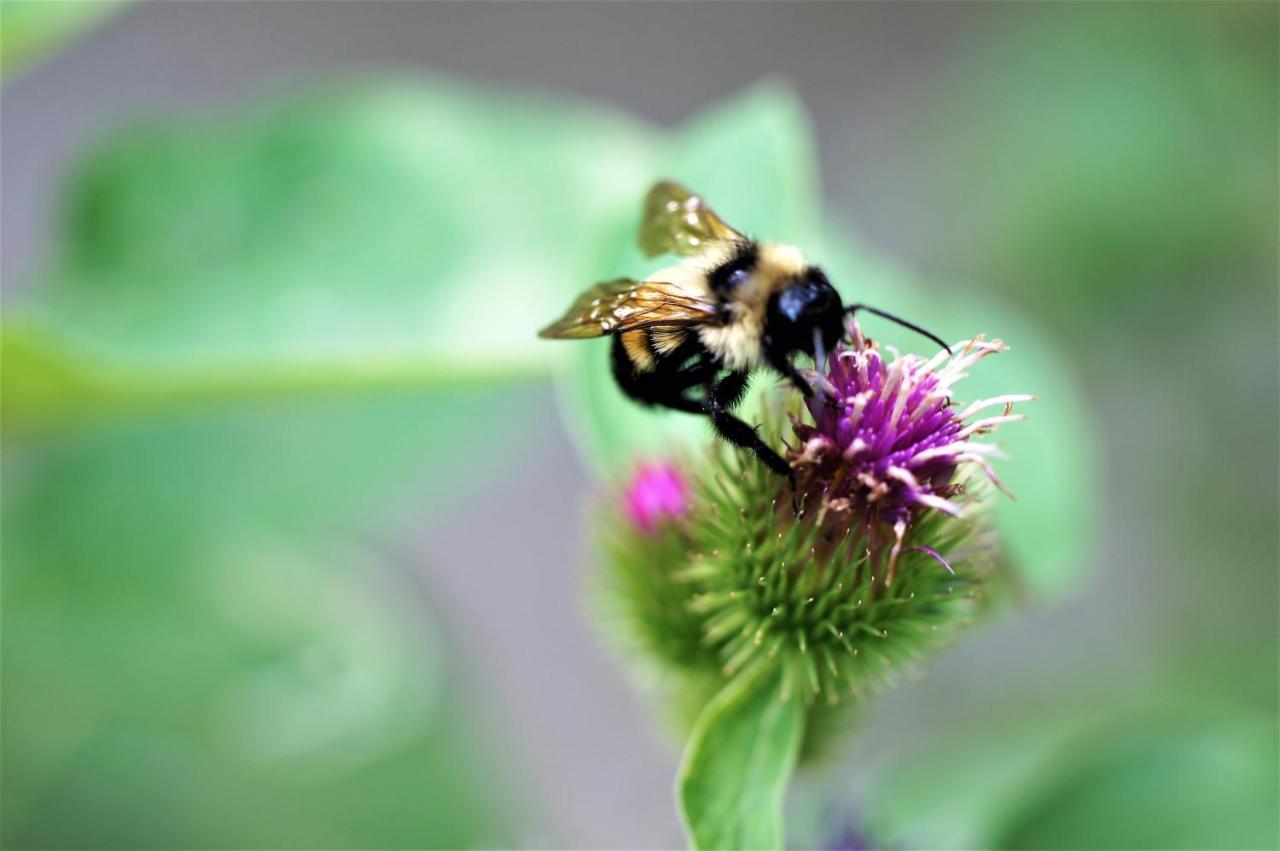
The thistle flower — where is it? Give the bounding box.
[595,323,1033,851]
[623,461,691,534]
[598,321,1028,751]
[791,322,1032,585]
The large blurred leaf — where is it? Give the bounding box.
[858,708,1091,850]
[6,78,658,434]
[3,438,512,846]
[994,711,1279,850]
[43,80,653,359]
[2,76,665,846]
[858,697,1278,851]
[895,4,1276,320]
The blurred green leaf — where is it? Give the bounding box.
[677,666,805,851]
[900,5,1276,320]
[994,712,1279,850]
[2,386,543,847]
[1,320,544,437]
[3,470,514,846]
[860,702,1279,851]
[859,705,1095,849]
[6,78,658,434]
[2,76,667,846]
[0,0,128,76]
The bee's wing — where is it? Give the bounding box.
[639,181,745,258]
[538,278,719,339]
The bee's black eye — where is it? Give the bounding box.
[712,262,751,293]
[710,243,760,294]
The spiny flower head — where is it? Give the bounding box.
[596,322,1030,750]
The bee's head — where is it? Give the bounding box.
[765,267,845,357]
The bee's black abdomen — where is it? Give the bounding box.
[612,333,714,409]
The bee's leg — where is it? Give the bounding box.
[672,359,718,392]
[654,392,707,415]
[704,372,791,478]
[710,369,750,410]
[645,364,719,414]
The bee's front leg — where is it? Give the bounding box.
[704,372,791,478]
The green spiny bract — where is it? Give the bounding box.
[684,444,993,708]
[597,441,1000,760]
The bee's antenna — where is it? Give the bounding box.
[845,303,952,355]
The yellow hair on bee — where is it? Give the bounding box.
[621,329,655,372]
[696,242,807,371]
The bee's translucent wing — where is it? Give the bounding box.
[538,278,719,339]
[639,181,745,258]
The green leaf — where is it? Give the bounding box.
[859,707,1094,849]
[677,666,806,851]
[7,77,658,435]
[3,516,515,848]
[2,77,666,846]
[899,6,1276,317]
[994,712,1279,850]
[1,320,545,438]
[0,0,129,76]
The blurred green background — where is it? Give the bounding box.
[1,2,1275,848]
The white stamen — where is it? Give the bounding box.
[911,440,1005,463]
[957,413,1026,438]
[885,372,913,432]
[916,493,963,516]
[958,394,1036,419]
[857,351,871,387]
[878,358,905,404]
[958,453,1016,498]
[886,519,908,586]
[886,465,921,489]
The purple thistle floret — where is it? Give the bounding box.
[791,322,1029,580]
[623,461,690,534]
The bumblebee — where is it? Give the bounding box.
[539,181,947,476]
